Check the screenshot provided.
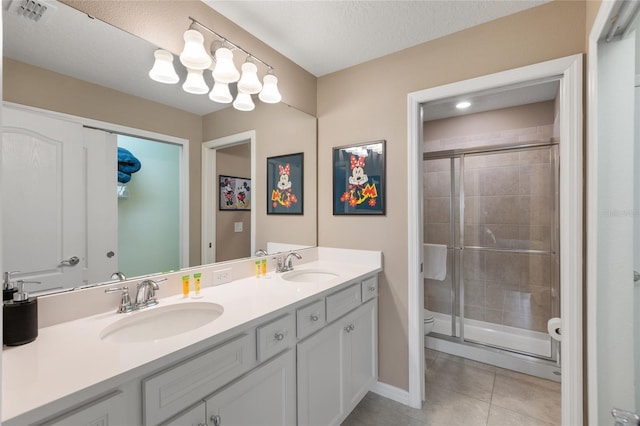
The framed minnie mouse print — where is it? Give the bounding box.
[332,140,386,215]
[267,152,304,215]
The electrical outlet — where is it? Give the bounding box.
[213,268,232,285]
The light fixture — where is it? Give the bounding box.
[233,91,255,111]
[149,17,282,110]
[209,81,233,104]
[179,29,212,70]
[237,61,262,94]
[259,72,282,104]
[456,101,471,109]
[182,68,209,94]
[212,46,240,83]
[149,49,179,84]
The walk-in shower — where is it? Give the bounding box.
[422,90,562,380]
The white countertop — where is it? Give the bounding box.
[2,259,381,423]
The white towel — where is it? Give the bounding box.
[424,244,447,281]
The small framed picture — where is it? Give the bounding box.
[333,140,386,215]
[219,175,251,211]
[267,152,304,215]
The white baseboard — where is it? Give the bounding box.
[370,381,411,406]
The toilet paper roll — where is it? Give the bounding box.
[547,317,562,341]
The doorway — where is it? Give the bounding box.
[202,131,256,264]
[407,54,583,425]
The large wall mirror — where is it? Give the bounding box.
[1,1,317,295]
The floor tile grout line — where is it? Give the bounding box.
[486,371,497,426]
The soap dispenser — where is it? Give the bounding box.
[3,279,39,346]
[3,271,17,302]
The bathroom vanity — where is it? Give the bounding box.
[2,248,381,426]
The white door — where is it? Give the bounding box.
[2,107,86,293]
[590,5,640,424]
[84,127,118,284]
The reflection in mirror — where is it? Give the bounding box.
[2,1,317,295]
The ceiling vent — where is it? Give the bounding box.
[8,0,57,23]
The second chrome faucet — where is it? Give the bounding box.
[274,252,302,273]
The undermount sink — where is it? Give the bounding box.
[281,269,339,283]
[99,302,224,343]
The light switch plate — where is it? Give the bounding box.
[234,222,243,232]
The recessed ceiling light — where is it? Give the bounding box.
[456,101,471,109]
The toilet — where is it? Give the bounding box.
[424,309,434,335]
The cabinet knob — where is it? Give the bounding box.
[211,414,221,426]
[368,285,376,292]
[275,332,285,341]
[345,324,355,333]
[310,314,319,322]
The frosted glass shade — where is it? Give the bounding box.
[149,49,179,84]
[237,62,262,94]
[258,74,282,103]
[233,91,255,111]
[179,29,212,70]
[182,68,209,94]
[212,47,240,83]
[209,81,233,103]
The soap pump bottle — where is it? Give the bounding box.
[3,271,17,302]
[3,279,39,346]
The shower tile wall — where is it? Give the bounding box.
[424,136,555,333]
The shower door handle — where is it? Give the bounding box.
[634,270,640,282]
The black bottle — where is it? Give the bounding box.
[3,280,38,346]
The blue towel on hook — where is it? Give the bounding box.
[117,147,141,174]
[118,171,132,183]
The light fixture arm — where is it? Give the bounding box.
[189,17,274,71]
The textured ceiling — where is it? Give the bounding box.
[204,0,551,77]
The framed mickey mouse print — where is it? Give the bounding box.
[267,152,304,215]
[332,140,386,215]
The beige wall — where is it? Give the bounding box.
[3,58,204,267]
[203,102,317,251]
[317,1,586,391]
[424,101,555,143]
[62,0,317,116]
[216,144,251,262]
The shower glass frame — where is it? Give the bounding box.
[424,139,560,362]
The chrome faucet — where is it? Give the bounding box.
[135,278,166,309]
[105,277,166,313]
[274,252,302,273]
[110,271,126,281]
[255,249,269,256]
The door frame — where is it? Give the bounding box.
[407,54,583,425]
[2,101,190,269]
[201,131,256,264]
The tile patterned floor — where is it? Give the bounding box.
[342,349,561,426]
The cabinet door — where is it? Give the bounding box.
[161,402,206,426]
[345,300,377,409]
[205,350,296,426]
[297,318,347,426]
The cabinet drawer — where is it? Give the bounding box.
[42,391,124,426]
[361,276,378,302]
[326,283,362,322]
[297,299,326,339]
[257,314,295,362]
[143,333,256,426]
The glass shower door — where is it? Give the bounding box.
[459,146,559,359]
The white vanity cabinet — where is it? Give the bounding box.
[205,349,296,426]
[297,296,377,426]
